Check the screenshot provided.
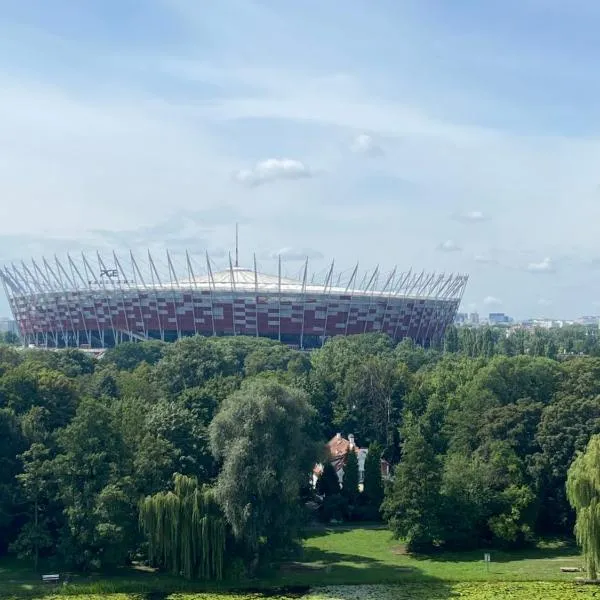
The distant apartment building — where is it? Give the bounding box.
[455,312,468,325]
[0,318,18,336]
[489,313,511,325]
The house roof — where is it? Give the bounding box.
[325,433,359,460]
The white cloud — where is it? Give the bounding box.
[455,210,488,222]
[234,158,312,187]
[484,295,502,306]
[437,240,462,252]
[527,257,555,273]
[350,133,383,156]
[268,247,324,261]
[474,253,496,264]
[538,297,552,306]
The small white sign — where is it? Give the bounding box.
[484,553,491,562]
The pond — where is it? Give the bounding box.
[26,582,600,600]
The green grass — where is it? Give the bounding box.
[0,527,589,599]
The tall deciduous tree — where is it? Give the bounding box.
[383,425,444,551]
[342,451,359,507]
[317,462,340,497]
[209,380,317,560]
[363,443,384,513]
[566,434,600,580]
[139,473,226,580]
[11,443,53,571]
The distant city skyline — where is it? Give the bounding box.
[2,1,600,319]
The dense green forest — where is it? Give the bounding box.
[0,325,599,579]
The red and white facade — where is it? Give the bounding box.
[0,252,467,349]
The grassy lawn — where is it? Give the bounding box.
[0,527,588,599]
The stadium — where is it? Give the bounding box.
[0,249,468,349]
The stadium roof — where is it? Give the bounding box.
[0,252,468,302]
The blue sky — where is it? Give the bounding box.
[1,0,600,319]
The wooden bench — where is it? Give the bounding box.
[42,574,60,584]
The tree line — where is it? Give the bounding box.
[0,327,599,577]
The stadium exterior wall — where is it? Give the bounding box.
[0,253,468,349]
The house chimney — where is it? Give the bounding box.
[335,433,342,439]
[348,434,355,447]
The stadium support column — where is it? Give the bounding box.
[0,270,22,344]
[96,253,119,346]
[167,251,182,341]
[67,255,91,346]
[205,252,217,337]
[54,255,83,347]
[321,260,335,347]
[343,262,359,336]
[414,272,436,346]
[299,257,308,349]
[2,267,29,345]
[185,250,199,337]
[391,269,412,341]
[378,267,397,335]
[37,259,68,347]
[18,261,45,347]
[111,251,134,343]
[148,251,165,342]
[43,258,77,347]
[128,251,149,340]
[362,266,379,335]
[254,253,259,338]
[229,252,237,337]
[82,253,105,348]
[278,254,282,343]
[401,270,423,343]
[422,273,447,346]
[433,274,460,344]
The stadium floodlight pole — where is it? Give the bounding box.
[96,252,119,346]
[166,250,181,341]
[185,250,199,337]
[344,262,360,336]
[147,250,165,342]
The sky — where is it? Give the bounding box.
[1,0,600,319]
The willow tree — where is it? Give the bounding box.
[566,434,600,580]
[139,473,226,580]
